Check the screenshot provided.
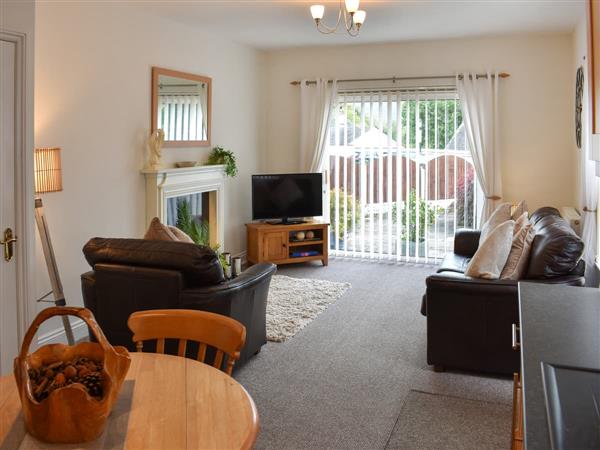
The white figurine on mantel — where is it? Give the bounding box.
[148,129,165,170]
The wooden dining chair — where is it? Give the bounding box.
[127,309,246,376]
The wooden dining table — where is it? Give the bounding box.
[0,352,259,449]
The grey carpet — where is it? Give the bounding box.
[235,259,512,450]
[386,390,512,450]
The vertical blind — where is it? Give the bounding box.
[158,95,206,141]
[323,88,479,264]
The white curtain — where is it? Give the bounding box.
[457,72,501,223]
[579,63,598,269]
[299,78,338,172]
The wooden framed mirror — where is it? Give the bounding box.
[151,67,211,147]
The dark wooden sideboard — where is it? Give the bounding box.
[515,283,600,450]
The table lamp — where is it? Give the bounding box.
[34,147,74,344]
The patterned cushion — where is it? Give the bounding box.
[480,203,512,242]
[168,226,195,243]
[513,212,530,236]
[501,224,535,280]
[144,217,177,241]
[511,200,528,220]
[466,220,515,280]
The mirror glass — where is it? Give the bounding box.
[152,67,211,146]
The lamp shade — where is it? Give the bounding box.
[345,0,360,13]
[34,147,63,194]
[310,5,325,20]
[353,10,366,25]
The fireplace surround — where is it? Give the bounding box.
[141,165,226,248]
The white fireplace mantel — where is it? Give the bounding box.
[141,164,226,249]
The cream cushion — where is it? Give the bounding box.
[168,226,195,243]
[513,212,530,236]
[466,220,515,280]
[144,217,178,241]
[511,200,528,220]
[480,203,512,242]
[501,224,535,280]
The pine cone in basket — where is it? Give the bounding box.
[79,372,103,398]
[29,356,104,402]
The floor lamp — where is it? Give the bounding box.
[34,147,75,345]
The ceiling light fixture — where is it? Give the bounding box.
[310,0,366,37]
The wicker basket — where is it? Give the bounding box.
[13,307,131,443]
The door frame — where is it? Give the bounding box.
[1,29,35,357]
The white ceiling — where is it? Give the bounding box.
[148,0,585,50]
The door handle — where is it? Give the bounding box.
[512,323,520,351]
[1,228,17,262]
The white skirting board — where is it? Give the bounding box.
[37,318,88,346]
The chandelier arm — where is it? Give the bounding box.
[316,2,343,34]
[342,4,356,33]
[316,24,339,35]
[311,0,361,36]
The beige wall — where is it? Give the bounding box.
[263,34,577,211]
[572,15,600,264]
[573,17,587,210]
[34,4,265,339]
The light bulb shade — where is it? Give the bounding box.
[310,4,325,20]
[353,9,366,24]
[345,0,360,13]
[34,147,63,194]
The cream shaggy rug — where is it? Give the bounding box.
[266,275,351,342]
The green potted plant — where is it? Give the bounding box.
[207,146,237,177]
[329,189,361,249]
[176,199,228,269]
[392,190,440,257]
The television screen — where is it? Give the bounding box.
[252,173,323,221]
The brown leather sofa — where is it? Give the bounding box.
[422,207,585,375]
[81,238,276,365]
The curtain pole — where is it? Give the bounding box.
[290,72,510,86]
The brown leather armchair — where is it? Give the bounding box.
[81,238,276,365]
[422,207,585,375]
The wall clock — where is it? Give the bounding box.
[576,66,584,149]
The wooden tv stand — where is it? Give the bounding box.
[246,221,329,266]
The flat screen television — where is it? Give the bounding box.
[252,173,323,224]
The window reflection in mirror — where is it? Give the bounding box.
[151,67,211,147]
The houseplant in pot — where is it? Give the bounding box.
[206,146,237,177]
[392,190,439,257]
[329,189,361,251]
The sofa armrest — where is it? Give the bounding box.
[426,271,517,296]
[522,275,585,287]
[180,263,277,305]
[179,262,276,363]
[423,272,585,316]
[424,271,520,375]
[454,229,481,257]
[422,271,518,316]
[81,271,97,312]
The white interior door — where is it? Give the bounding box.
[0,38,20,375]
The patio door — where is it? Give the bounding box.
[323,88,480,263]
